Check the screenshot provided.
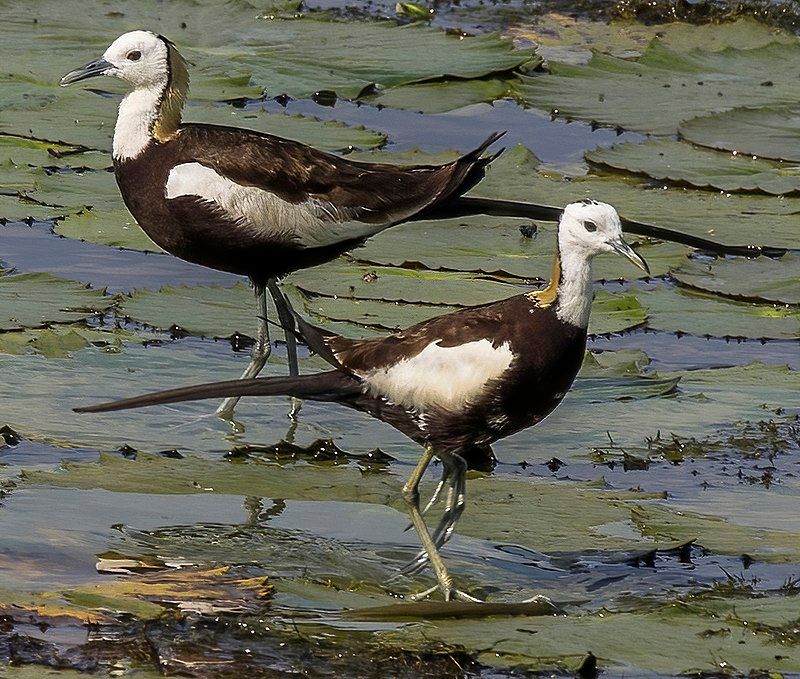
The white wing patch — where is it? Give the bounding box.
[361,339,514,412]
[164,162,386,247]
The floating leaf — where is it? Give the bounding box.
[2,1,531,145]
[586,139,800,195]
[519,40,800,135]
[508,16,794,65]
[632,504,800,563]
[672,254,800,306]
[120,282,257,337]
[55,206,165,253]
[0,271,110,330]
[636,284,800,339]
[0,326,136,358]
[680,104,800,163]
[360,77,516,113]
[473,144,800,251]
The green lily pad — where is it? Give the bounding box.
[0,134,106,168]
[0,192,67,223]
[0,326,138,359]
[637,284,800,339]
[519,39,800,135]
[291,283,646,336]
[508,16,794,65]
[55,206,165,253]
[473,144,800,251]
[120,282,258,337]
[680,104,800,163]
[2,1,531,148]
[0,271,110,330]
[406,593,800,675]
[360,77,518,113]
[672,254,800,306]
[586,139,800,195]
[632,504,800,563]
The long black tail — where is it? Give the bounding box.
[74,371,358,414]
[429,196,787,258]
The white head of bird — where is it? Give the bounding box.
[60,31,188,160]
[553,200,648,328]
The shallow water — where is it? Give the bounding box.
[1,1,799,677]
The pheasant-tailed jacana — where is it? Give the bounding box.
[76,200,648,601]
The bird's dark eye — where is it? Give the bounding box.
[127,50,142,61]
[583,220,597,232]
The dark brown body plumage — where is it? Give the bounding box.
[302,295,587,466]
[114,125,502,282]
[77,291,587,470]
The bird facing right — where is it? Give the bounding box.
[76,200,649,602]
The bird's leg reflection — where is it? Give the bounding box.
[243,497,287,527]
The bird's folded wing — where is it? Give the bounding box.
[168,125,500,247]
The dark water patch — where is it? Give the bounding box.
[0,608,514,678]
[0,436,98,470]
[0,221,240,293]
[518,416,800,516]
[589,329,800,371]
[250,97,643,165]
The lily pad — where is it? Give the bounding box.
[2,1,531,145]
[672,254,800,306]
[637,284,800,339]
[508,15,794,65]
[519,39,800,135]
[632,504,800,563]
[0,326,138,359]
[586,139,800,195]
[680,104,800,163]
[55,206,165,253]
[0,271,110,330]
[0,565,272,623]
[360,77,518,113]
[291,283,646,336]
[473,144,800,251]
[120,282,258,337]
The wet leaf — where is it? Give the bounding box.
[342,598,557,620]
[632,504,800,563]
[519,40,800,135]
[586,139,800,195]
[360,77,517,113]
[2,1,531,146]
[636,284,800,339]
[55,206,165,253]
[0,326,135,358]
[473,144,800,251]
[508,15,793,65]
[120,282,257,337]
[0,272,110,330]
[398,593,800,675]
[672,254,800,306]
[680,104,800,163]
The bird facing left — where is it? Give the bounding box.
[59,30,508,419]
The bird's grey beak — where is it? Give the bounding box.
[59,58,113,86]
[609,237,649,275]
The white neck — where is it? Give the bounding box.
[113,85,162,161]
[555,241,594,329]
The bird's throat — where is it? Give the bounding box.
[113,43,188,161]
[554,247,594,329]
